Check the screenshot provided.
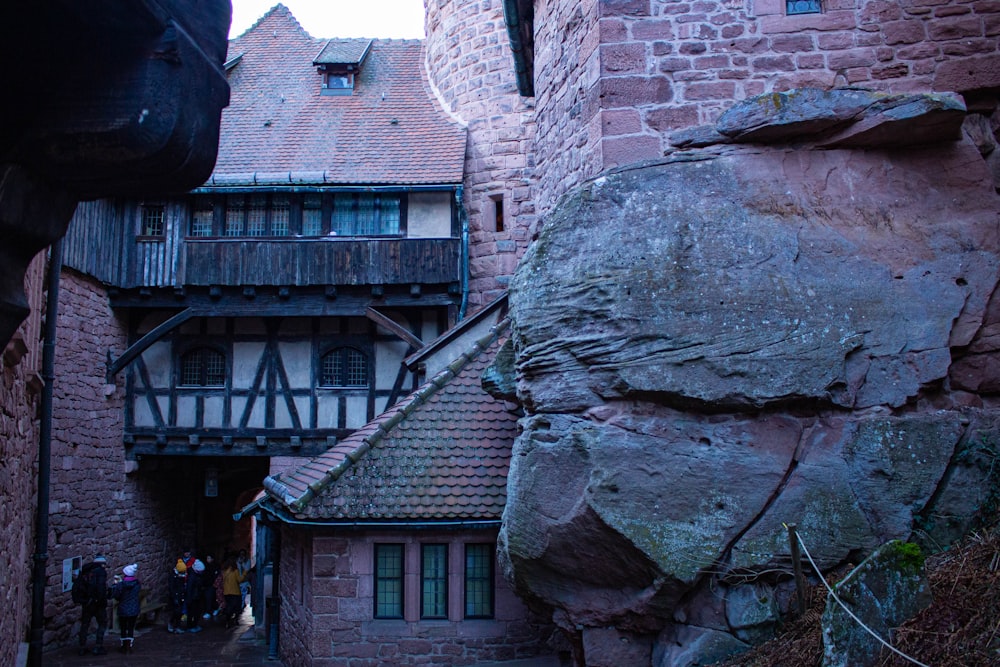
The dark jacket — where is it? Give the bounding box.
[168,571,186,610]
[81,563,110,607]
[111,577,142,617]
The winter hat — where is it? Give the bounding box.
[192,559,206,573]
[175,559,187,573]
[93,554,107,564]
[123,563,138,577]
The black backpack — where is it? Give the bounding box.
[71,563,99,604]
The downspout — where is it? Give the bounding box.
[267,528,281,660]
[28,239,62,667]
[457,186,470,321]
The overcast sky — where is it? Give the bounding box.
[229,0,426,39]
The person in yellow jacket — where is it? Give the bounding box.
[220,557,248,628]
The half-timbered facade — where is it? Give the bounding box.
[62,5,468,463]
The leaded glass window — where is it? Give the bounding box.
[190,203,214,237]
[141,204,165,236]
[320,347,368,388]
[464,544,494,618]
[375,544,404,618]
[421,544,448,619]
[180,348,226,387]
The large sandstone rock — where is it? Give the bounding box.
[500,127,1000,665]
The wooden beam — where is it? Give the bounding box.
[106,307,199,381]
[365,307,423,351]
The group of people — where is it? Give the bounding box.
[167,548,253,634]
[75,548,252,655]
[73,555,141,655]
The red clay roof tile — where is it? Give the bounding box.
[211,5,465,187]
[264,317,516,523]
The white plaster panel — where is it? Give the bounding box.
[421,310,443,341]
[132,397,155,427]
[316,395,340,428]
[279,342,313,388]
[374,396,388,416]
[376,340,408,387]
[294,396,311,426]
[231,396,247,423]
[407,192,452,238]
[233,342,266,387]
[176,395,197,427]
[274,399,292,429]
[141,341,173,387]
[345,396,368,428]
[246,396,266,428]
[203,396,225,427]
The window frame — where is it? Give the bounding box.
[463,543,495,619]
[139,203,166,238]
[420,544,448,619]
[374,543,404,619]
[318,346,370,389]
[178,346,227,388]
[186,192,409,239]
[786,0,821,15]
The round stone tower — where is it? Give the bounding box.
[423,0,536,314]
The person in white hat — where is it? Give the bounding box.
[110,563,141,653]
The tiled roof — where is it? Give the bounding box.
[210,4,466,186]
[264,319,516,522]
[314,39,372,66]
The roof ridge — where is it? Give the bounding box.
[265,317,511,514]
[232,3,310,41]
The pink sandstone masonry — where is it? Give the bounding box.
[279,528,555,667]
[530,0,1000,213]
[424,0,538,313]
[42,269,189,650]
[0,254,45,667]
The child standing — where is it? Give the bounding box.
[110,564,141,653]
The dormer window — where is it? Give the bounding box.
[324,72,354,91]
[314,38,371,96]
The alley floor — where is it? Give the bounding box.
[43,607,279,666]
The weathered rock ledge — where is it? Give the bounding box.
[498,89,1000,666]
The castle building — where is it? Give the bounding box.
[4,0,1000,664]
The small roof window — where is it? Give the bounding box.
[314,39,372,95]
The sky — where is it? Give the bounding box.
[229,0,426,39]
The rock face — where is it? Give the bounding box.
[499,90,1000,666]
[821,541,932,667]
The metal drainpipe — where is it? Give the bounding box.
[457,186,469,321]
[28,239,62,667]
[267,528,281,660]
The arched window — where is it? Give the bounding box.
[320,347,368,388]
[180,347,226,387]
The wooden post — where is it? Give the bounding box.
[787,523,807,617]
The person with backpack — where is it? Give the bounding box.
[72,554,109,655]
[110,563,141,653]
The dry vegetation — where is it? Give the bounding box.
[714,522,1000,667]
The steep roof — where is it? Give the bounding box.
[262,318,516,523]
[210,4,466,186]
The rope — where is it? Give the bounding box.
[792,529,931,667]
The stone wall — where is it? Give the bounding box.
[0,253,46,666]
[530,0,1000,213]
[279,527,556,666]
[42,269,188,650]
[424,0,538,312]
